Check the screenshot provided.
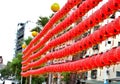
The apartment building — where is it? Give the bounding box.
[45,0,120,84]
[84,11,120,84]
[15,23,25,55]
[15,21,36,56]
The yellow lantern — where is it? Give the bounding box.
[22,44,26,49]
[51,3,60,12]
[32,31,38,37]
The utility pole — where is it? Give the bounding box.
[57,73,61,84]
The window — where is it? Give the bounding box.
[106,70,110,75]
[110,14,115,19]
[116,71,120,77]
[108,41,111,44]
[91,70,97,79]
[118,42,120,46]
[92,44,99,50]
[94,25,100,31]
[85,55,89,58]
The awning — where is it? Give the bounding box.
[85,80,103,84]
[85,79,120,84]
[107,77,120,81]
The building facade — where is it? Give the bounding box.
[15,21,36,56]
[83,11,120,84]
[15,23,25,55]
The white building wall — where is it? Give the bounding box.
[86,11,120,82]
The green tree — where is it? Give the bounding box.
[61,72,70,84]
[31,26,41,32]
[24,36,33,45]
[0,62,13,78]
[36,16,49,27]
[11,53,22,80]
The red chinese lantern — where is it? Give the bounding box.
[54,51,59,58]
[91,55,98,68]
[94,55,100,67]
[87,56,94,69]
[65,63,70,71]
[93,30,101,43]
[22,48,33,60]
[23,42,33,55]
[94,53,103,68]
[108,0,120,11]
[98,28,106,41]
[71,61,78,71]
[79,59,85,70]
[99,24,109,39]
[67,0,81,8]
[113,17,120,33]
[88,16,96,28]
[62,64,66,72]
[82,36,89,49]
[88,34,96,45]
[73,10,81,22]
[81,38,88,50]
[93,12,100,24]
[105,22,116,36]
[107,47,118,64]
[83,58,91,70]
[101,51,110,66]
[78,39,85,51]
[101,4,111,19]
[115,47,120,61]
[78,2,87,15]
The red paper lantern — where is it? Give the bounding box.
[65,63,70,71]
[81,38,88,50]
[113,17,120,33]
[79,59,85,70]
[88,34,96,45]
[73,10,80,22]
[90,55,97,68]
[105,22,116,36]
[101,3,112,18]
[101,51,110,66]
[54,51,60,58]
[94,55,99,67]
[95,29,106,42]
[88,16,96,28]
[94,53,104,67]
[99,24,109,38]
[78,2,87,15]
[107,47,118,64]
[82,36,89,49]
[82,58,90,70]
[71,61,78,71]
[93,12,100,24]
[78,39,85,51]
[87,57,94,69]
[108,0,120,10]
[67,0,81,8]
[23,42,33,55]
[115,47,120,61]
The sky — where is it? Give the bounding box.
[0,0,67,65]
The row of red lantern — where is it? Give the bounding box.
[22,0,82,55]
[22,17,120,71]
[22,0,120,65]
[21,47,120,77]
[21,0,120,76]
[22,0,102,60]
[31,0,103,54]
